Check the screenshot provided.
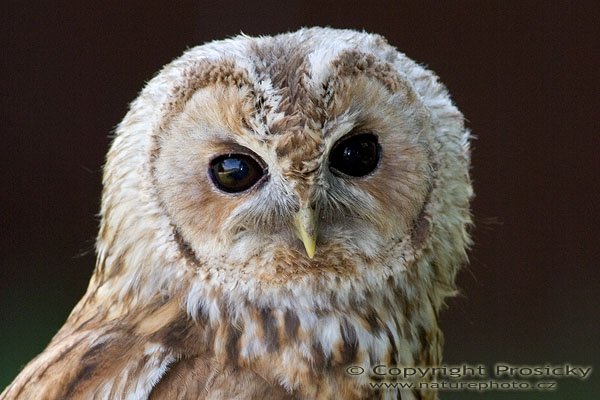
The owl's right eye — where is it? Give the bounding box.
[209,154,265,193]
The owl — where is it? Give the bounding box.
[1,28,471,400]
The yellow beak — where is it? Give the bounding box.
[293,206,318,258]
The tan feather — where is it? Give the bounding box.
[2,27,471,400]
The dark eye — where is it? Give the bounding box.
[209,154,265,193]
[329,133,381,177]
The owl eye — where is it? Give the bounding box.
[209,154,265,193]
[329,133,381,177]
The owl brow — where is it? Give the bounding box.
[160,59,251,129]
[316,50,415,139]
[207,141,258,157]
[328,49,404,93]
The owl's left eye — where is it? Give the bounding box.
[209,154,265,193]
[329,133,381,177]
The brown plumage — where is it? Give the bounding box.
[1,28,472,400]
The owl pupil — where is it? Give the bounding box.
[222,158,248,180]
[209,154,264,193]
[329,133,381,177]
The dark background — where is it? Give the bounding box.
[1,1,598,398]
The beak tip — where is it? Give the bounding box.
[294,208,318,259]
[302,239,316,259]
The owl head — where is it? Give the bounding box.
[1,28,472,400]
[95,27,471,314]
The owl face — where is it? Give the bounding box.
[152,32,434,289]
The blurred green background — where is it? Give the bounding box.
[1,1,598,398]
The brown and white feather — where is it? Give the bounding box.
[2,27,472,400]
